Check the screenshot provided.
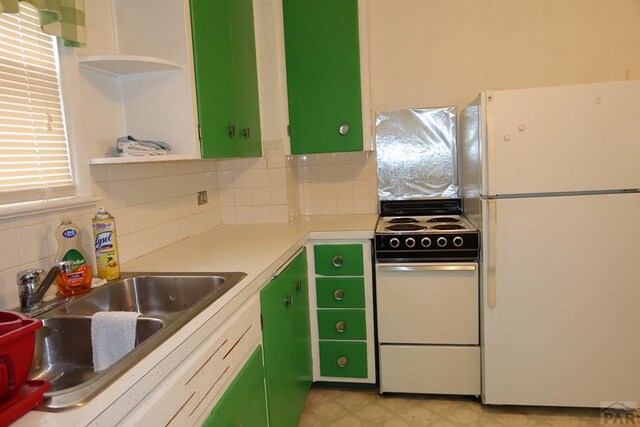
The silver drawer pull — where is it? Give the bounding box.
[339,124,350,135]
[332,256,344,268]
[333,289,344,301]
[295,280,302,291]
[335,321,346,333]
[337,356,349,368]
[283,295,292,306]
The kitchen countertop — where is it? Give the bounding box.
[17,214,377,426]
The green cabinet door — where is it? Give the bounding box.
[261,249,312,427]
[314,244,364,276]
[204,346,268,427]
[283,0,363,154]
[191,0,262,158]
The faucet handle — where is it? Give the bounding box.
[17,269,45,288]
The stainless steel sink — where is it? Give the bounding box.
[31,316,164,392]
[58,274,233,316]
[31,271,246,411]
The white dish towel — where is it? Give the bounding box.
[91,311,141,373]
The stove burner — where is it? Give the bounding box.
[385,224,427,232]
[427,217,460,223]
[388,217,419,224]
[430,224,465,230]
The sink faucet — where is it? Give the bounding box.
[17,261,72,316]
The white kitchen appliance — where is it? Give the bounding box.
[375,206,481,395]
[374,106,482,395]
[460,80,640,407]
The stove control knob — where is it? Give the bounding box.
[405,237,416,248]
[437,237,447,247]
[421,237,432,248]
[390,238,400,248]
[453,236,464,247]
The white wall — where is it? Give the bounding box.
[370,0,640,112]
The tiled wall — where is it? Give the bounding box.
[90,160,221,263]
[293,151,378,215]
[216,141,296,224]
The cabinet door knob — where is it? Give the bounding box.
[283,294,292,306]
[338,124,350,135]
[337,356,349,368]
[295,280,302,291]
[228,125,236,137]
[333,289,344,301]
[243,128,251,139]
[332,255,344,268]
[335,321,346,333]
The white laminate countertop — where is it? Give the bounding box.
[18,214,377,426]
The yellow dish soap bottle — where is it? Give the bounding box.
[55,216,92,296]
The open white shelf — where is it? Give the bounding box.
[89,153,193,165]
[79,55,185,76]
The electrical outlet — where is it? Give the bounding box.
[197,191,208,206]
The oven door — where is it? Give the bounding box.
[376,262,479,345]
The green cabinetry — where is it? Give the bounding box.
[261,249,312,427]
[308,240,376,383]
[204,346,268,427]
[190,0,262,158]
[282,0,364,154]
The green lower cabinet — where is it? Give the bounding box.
[204,346,268,427]
[319,341,368,378]
[316,277,365,308]
[314,244,364,276]
[317,310,366,340]
[261,249,312,427]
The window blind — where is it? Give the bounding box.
[0,3,73,205]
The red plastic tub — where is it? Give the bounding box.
[0,311,42,402]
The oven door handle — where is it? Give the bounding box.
[376,263,477,272]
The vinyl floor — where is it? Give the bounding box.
[299,386,638,426]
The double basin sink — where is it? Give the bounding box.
[30,272,246,411]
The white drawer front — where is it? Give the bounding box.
[379,345,480,395]
[376,266,478,345]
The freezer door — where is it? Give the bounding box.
[484,80,640,196]
[481,193,640,407]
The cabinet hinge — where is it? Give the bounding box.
[287,125,290,137]
[260,313,264,330]
[197,124,202,142]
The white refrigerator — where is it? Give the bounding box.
[460,80,640,408]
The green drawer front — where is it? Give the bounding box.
[316,277,365,308]
[319,341,368,378]
[317,310,366,340]
[314,244,364,276]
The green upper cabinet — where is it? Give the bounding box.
[282,0,364,154]
[190,0,262,158]
[260,249,312,427]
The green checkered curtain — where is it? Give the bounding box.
[0,0,85,47]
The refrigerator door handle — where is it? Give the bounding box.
[487,199,497,308]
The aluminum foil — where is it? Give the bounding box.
[376,107,458,200]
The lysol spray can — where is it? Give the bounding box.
[92,207,120,280]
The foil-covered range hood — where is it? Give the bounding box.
[376,107,458,201]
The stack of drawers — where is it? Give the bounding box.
[312,243,370,380]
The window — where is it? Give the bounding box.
[0,3,73,205]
